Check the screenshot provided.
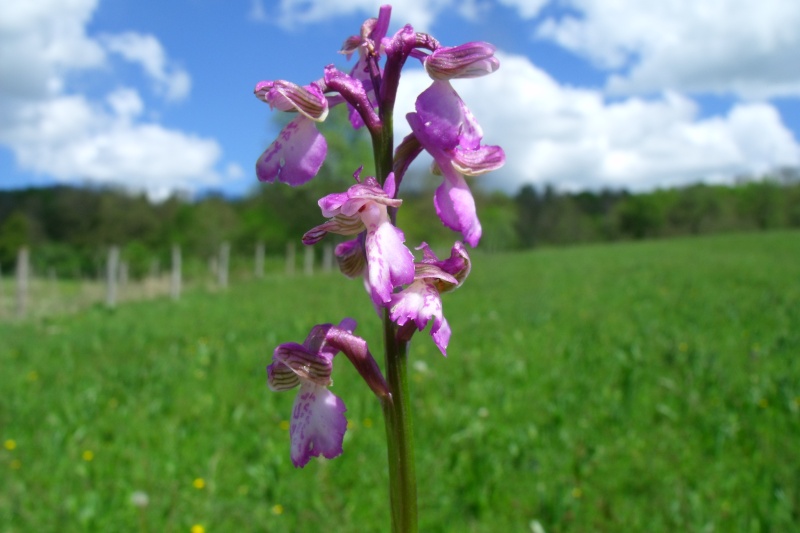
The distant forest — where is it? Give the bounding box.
[1,168,799,279]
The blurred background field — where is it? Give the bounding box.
[1,230,798,532]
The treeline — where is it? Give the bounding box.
[1,170,799,279]
[0,181,349,279]
[513,171,800,247]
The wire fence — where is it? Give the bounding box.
[0,242,335,321]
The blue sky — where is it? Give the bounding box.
[1,0,798,199]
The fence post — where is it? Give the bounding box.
[285,242,296,276]
[16,247,29,317]
[106,245,119,308]
[171,244,182,300]
[255,241,264,278]
[218,242,230,289]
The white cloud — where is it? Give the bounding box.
[106,88,145,119]
[0,0,227,199]
[0,0,104,101]
[102,32,192,102]
[496,0,549,19]
[225,162,245,181]
[4,91,222,201]
[251,0,488,32]
[393,54,800,193]
[533,0,800,99]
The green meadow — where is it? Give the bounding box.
[1,231,798,532]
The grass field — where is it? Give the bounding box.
[1,231,799,532]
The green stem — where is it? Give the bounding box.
[371,124,394,190]
[381,309,418,533]
[373,80,416,531]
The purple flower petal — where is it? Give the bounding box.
[335,238,367,278]
[434,171,482,247]
[254,81,328,120]
[303,215,365,245]
[433,241,471,289]
[371,5,392,47]
[269,342,333,387]
[364,206,414,306]
[411,80,483,154]
[290,383,347,468]
[318,190,352,217]
[430,314,451,356]
[266,359,300,391]
[452,144,506,176]
[390,280,441,331]
[424,42,500,81]
[256,116,327,186]
[389,278,451,356]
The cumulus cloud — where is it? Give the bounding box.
[0,0,226,199]
[394,54,800,193]
[496,0,549,19]
[5,90,222,201]
[532,0,800,99]
[102,32,192,102]
[249,0,490,31]
[0,0,104,101]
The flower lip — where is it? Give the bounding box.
[388,242,471,356]
[256,115,327,186]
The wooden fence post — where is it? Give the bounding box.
[171,244,182,300]
[255,241,264,278]
[16,247,29,317]
[106,246,119,308]
[218,242,230,289]
[286,242,296,276]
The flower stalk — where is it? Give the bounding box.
[382,314,417,532]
